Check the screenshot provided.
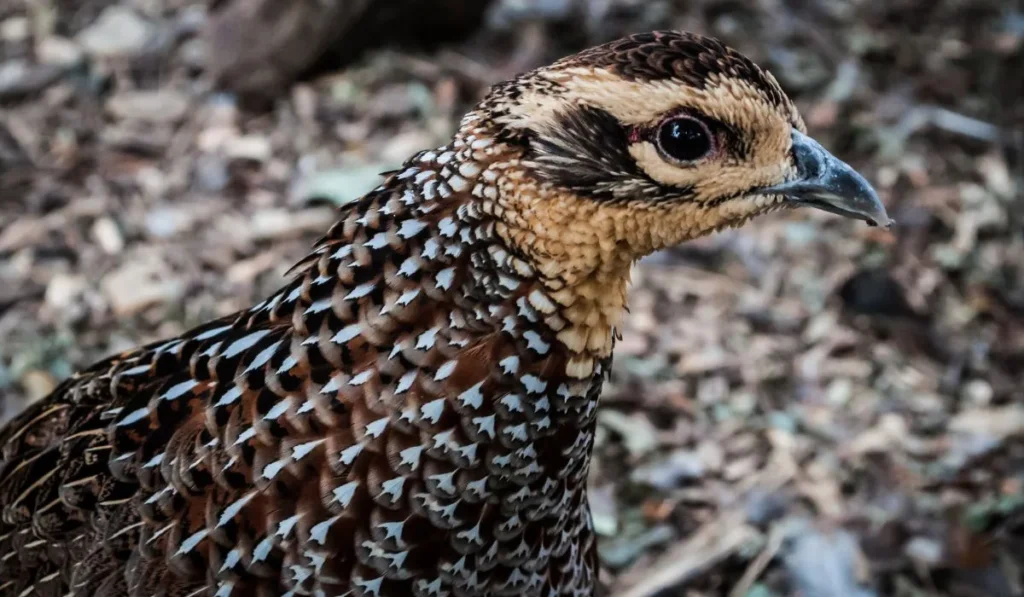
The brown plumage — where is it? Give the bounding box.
[0,31,889,597]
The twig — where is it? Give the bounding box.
[728,522,787,597]
[613,456,797,596]
[613,510,759,597]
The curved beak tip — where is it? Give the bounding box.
[763,130,893,229]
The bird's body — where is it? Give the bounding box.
[0,32,889,597]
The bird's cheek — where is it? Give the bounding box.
[612,202,711,252]
[629,142,702,186]
[640,198,776,247]
[629,143,787,201]
[716,196,782,223]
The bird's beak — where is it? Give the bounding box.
[759,130,892,228]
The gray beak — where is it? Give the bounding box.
[760,130,892,228]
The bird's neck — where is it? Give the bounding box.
[438,116,639,381]
[487,163,633,379]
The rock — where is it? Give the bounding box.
[697,440,725,472]
[145,207,194,238]
[178,38,207,69]
[847,413,908,455]
[0,60,29,94]
[697,375,729,404]
[0,17,28,42]
[225,135,272,162]
[249,207,336,241]
[904,536,943,566]
[195,125,237,153]
[37,36,86,67]
[784,221,818,247]
[977,153,1015,199]
[743,585,779,597]
[381,131,437,164]
[598,524,676,569]
[204,0,493,99]
[0,59,64,99]
[783,524,876,597]
[744,490,790,526]
[136,166,169,197]
[826,378,854,406]
[961,379,994,407]
[723,455,760,481]
[631,448,705,490]
[588,484,619,537]
[294,166,390,207]
[598,410,659,459]
[106,90,190,123]
[677,345,733,374]
[615,330,648,356]
[175,5,208,35]
[370,83,433,119]
[489,0,575,27]
[44,274,88,310]
[77,7,154,58]
[91,217,125,254]
[949,406,1024,441]
[193,156,230,192]
[101,261,186,316]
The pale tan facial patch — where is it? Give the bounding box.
[508,67,800,131]
[500,66,803,204]
[628,141,789,202]
[541,67,797,127]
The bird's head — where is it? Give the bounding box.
[479,31,890,268]
[430,31,893,371]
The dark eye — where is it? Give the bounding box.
[656,117,713,163]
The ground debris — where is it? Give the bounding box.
[0,1,1021,595]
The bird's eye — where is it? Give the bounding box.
[655,117,713,163]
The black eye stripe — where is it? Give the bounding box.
[527,105,680,203]
[526,104,753,203]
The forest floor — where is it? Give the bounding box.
[0,0,1022,595]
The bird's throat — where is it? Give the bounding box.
[487,163,637,378]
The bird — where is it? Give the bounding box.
[0,31,890,597]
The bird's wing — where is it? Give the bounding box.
[0,310,276,595]
[0,176,481,595]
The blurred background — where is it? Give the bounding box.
[0,0,1021,595]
